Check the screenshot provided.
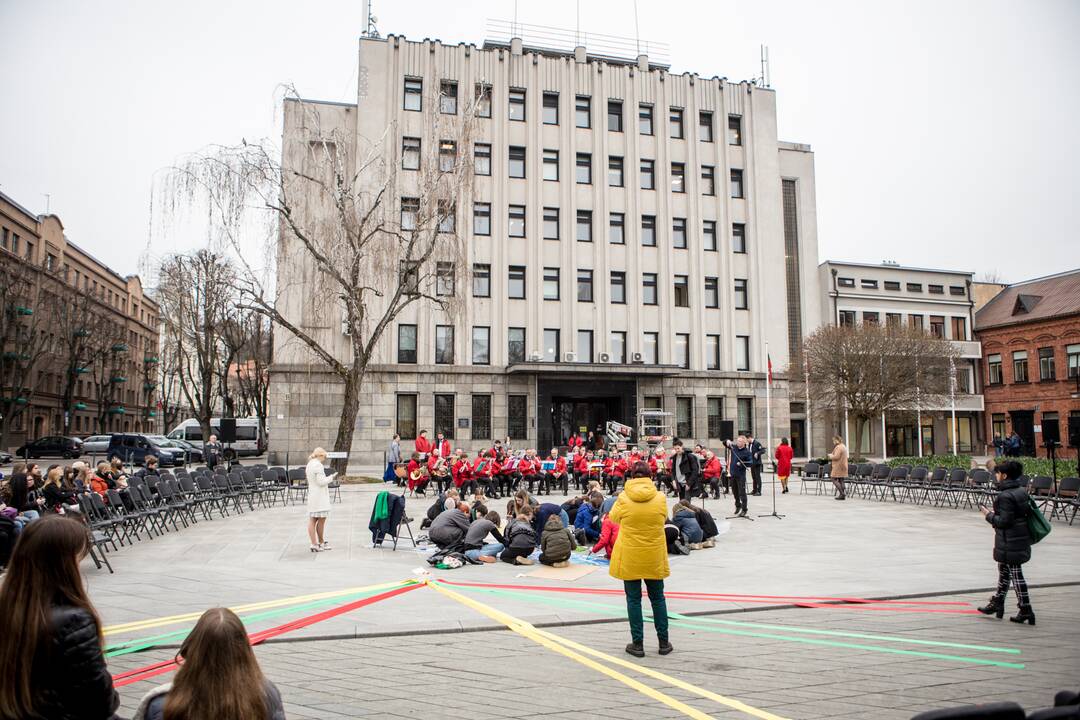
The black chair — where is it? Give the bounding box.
[866,464,891,500]
[924,467,948,506]
[286,468,308,504]
[104,489,146,543]
[196,475,230,517]
[1049,477,1079,522]
[901,466,928,504]
[227,473,255,511]
[213,475,244,514]
[799,462,821,495]
[967,469,994,508]
[326,466,343,503]
[78,494,121,552]
[1029,476,1055,510]
[129,485,169,535]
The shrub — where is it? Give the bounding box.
[1006,456,1078,478]
[885,455,972,469]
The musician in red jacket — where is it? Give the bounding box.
[434,432,452,460]
[406,451,430,495]
[702,449,724,499]
[572,448,589,492]
[414,430,432,459]
[427,449,452,494]
[497,452,522,499]
[650,447,674,495]
[451,449,475,494]
[473,450,499,497]
[604,454,628,495]
[543,448,569,495]
[775,438,794,494]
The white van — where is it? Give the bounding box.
[166,418,265,456]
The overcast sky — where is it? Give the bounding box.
[2,0,1078,283]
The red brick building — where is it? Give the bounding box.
[975,269,1080,458]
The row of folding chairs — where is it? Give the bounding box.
[183,464,342,506]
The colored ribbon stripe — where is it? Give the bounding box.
[112,582,421,688]
[428,580,788,720]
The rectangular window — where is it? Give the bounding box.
[471,263,491,298]
[471,395,492,440]
[542,149,559,181]
[507,395,527,438]
[474,143,492,175]
[730,169,745,198]
[435,326,455,364]
[929,284,944,295]
[929,315,945,338]
[641,215,656,246]
[992,413,1007,441]
[577,269,594,302]
[543,267,560,300]
[638,103,654,135]
[508,328,526,363]
[674,275,689,307]
[434,394,455,439]
[707,397,723,437]
[1013,350,1029,383]
[400,260,420,295]
[1067,343,1080,379]
[543,92,559,124]
[863,311,879,325]
[543,329,560,362]
[610,271,626,304]
[735,336,750,371]
[703,220,717,251]
[837,309,856,327]
[575,95,591,128]
[543,207,560,240]
[508,205,526,237]
[508,146,526,178]
[949,285,966,296]
[576,330,593,362]
[400,197,419,230]
[397,324,417,364]
[609,213,625,244]
[608,156,624,187]
[1038,347,1055,381]
[472,326,490,365]
[676,397,693,438]
[437,199,456,234]
[732,223,746,253]
[838,277,855,288]
[643,332,659,364]
[671,162,686,193]
[576,153,592,184]
[699,111,714,142]
[675,333,690,369]
[907,282,923,292]
[701,165,716,196]
[576,210,593,242]
[509,88,526,121]
[436,261,455,296]
[473,202,491,235]
[642,273,658,305]
[669,107,684,139]
[404,77,422,111]
[608,100,623,131]
[728,115,742,145]
[736,397,753,436]
[910,314,924,331]
[672,218,687,249]
[508,266,526,299]
[886,313,902,327]
[951,316,967,340]
[734,279,749,309]
[884,280,901,291]
[640,159,655,190]
[397,394,418,439]
[987,353,1003,385]
[861,279,878,289]
[609,331,627,363]
[704,277,719,308]
[402,137,420,170]
[439,80,458,114]
[475,83,492,117]
[706,335,720,370]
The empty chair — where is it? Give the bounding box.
[286,467,308,504]
[940,468,969,508]
[1049,476,1080,521]
[1029,476,1054,510]
[799,462,821,495]
[903,466,929,504]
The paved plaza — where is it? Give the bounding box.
[93,478,1080,718]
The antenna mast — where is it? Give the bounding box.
[759,44,770,88]
[362,0,379,38]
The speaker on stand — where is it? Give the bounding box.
[218,418,237,467]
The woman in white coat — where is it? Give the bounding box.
[306,447,336,552]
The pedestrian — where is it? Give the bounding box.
[977,460,1036,625]
[609,461,672,658]
[774,438,794,494]
[204,434,223,469]
[669,438,702,500]
[725,437,752,516]
[305,447,337,552]
[384,433,402,483]
[0,515,120,719]
[747,434,764,496]
[828,435,848,501]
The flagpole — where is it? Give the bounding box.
[765,342,773,462]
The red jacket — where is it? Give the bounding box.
[546,456,567,475]
[406,459,426,490]
[649,454,668,475]
[703,456,723,480]
[572,453,588,473]
[435,439,451,458]
[451,459,471,487]
[519,457,537,475]
[591,517,620,557]
[610,458,628,478]
[415,436,432,454]
[775,443,794,477]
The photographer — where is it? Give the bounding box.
[724,436,753,517]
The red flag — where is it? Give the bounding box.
[767,354,773,385]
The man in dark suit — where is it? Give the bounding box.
[748,434,765,496]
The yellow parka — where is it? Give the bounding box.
[608,476,670,581]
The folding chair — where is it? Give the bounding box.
[799,462,820,495]
[1049,477,1079,521]
[372,490,416,551]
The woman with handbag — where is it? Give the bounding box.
[977,460,1036,625]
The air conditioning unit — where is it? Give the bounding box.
[528,351,543,362]
[563,352,577,363]
[598,352,612,363]
[631,352,645,364]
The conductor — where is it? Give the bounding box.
[725,436,753,517]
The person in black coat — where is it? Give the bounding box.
[978,460,1035,625]
[669,439,702,500]
[747,434,765,496]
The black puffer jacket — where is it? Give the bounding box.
[35,605,120,720]
[986,478,1032,565]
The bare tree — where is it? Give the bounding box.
[158,88,477,471]
[221,309,272,448]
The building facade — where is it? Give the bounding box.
[0,190,161,448]
[817,260,984,457]
[270,34,821,464]
[974,269,1080,458]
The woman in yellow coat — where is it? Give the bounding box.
[609,461,672,657]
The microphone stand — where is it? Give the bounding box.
[757,451,785,520]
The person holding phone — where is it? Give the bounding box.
[977,460,1035,625]
[306,447,337,552]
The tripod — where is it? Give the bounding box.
[757,453,785,520]
[724,445,754,521]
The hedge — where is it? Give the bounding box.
[885,455,972,470]
[885,454,1078,477]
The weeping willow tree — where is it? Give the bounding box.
[155,88,477,471]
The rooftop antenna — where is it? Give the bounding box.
[633,0,641,54]
[759,44,770,88]
[361,0,379,38]
[513,0,519,37]
[43,193,51,214]
[576,0,581,46]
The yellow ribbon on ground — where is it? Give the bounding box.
[103,580,411,636]
[428,580,789,720]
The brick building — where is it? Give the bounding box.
[974,269,1080,458]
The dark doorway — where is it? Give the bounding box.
[790,419,806,457]
[1010,410,1035,456]
[537,377,637,452]
[552,398,622,448]
[886,424,917,457]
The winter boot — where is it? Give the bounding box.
[1009,605,1036,626]
[977,596,1005,619]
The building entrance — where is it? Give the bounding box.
[1010,410,1035,456]
[537,377,637,452]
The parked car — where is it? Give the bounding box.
[158,437,203,463]
[105,433,182,467]
[0,450,13,465]
[16,436,83,459]
[81,435,112,455]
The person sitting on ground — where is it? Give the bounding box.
[539,513,576,567]
[686,502,719,548]
[428,501,471,550]
[532,502,568,544]
[672,499,705,550]
[573,491,604,546]
[420,488,460,529]
[463,510,506,564]
[132,607,285,720]
[505,488,538,523]
[590,512,620,559]
[561,496,584,526]
[500,505,537,565]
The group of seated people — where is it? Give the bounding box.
[419,461,722,568]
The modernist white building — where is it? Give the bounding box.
[817,260,985,457]
[269,32,822,464]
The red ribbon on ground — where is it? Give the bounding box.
[112,582,421,688]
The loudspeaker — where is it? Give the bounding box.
[218,418,237,444]
[720,420,735,442]
[1068,415,1080,448]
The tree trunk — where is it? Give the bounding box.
[330,365,364,475]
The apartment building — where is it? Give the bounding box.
[270,33,822,463]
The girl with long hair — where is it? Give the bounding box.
[132,607,285,720]
[0,515,119,719]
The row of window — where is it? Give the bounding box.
[987,344,1080,385]
[396,324,753,371]
[404,78,744,144]
[837,276,966,297]
[838,310,969,340]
